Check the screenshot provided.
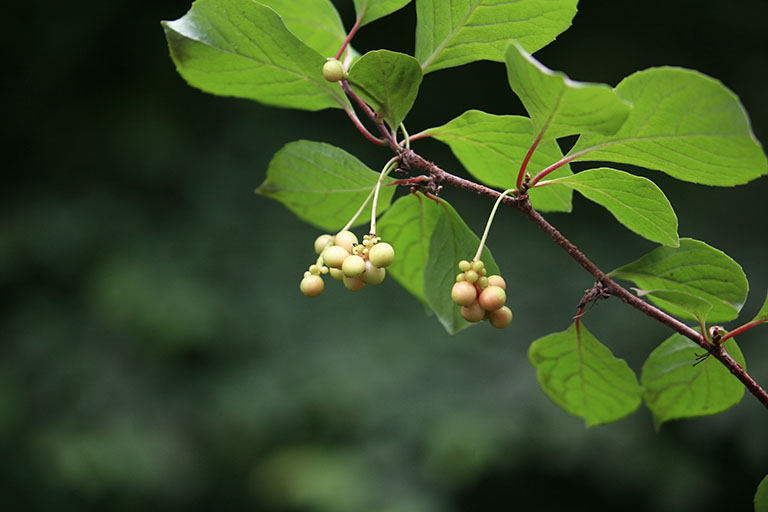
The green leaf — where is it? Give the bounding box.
[256,141,394,230]
[756,474,768,512]
[641,334,746,428]
[348,50,423,128]
[415,0,578,73]
[162,0,347,111]
[610,239,748,323]
[541,168,678,246]
[258,0,348,58]
[505,43,631,141]
[423,199,500,334]
[528,322,643,427]
[353,0,411,27]
[377,194,442,304]
[423,110,572,212]
[570,67,768,186]
[633,289,713,326]
[749,290,768,324]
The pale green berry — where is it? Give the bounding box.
[320,266,329,274]
[471,260,485,272]
[487,275,506,290]
[477,276,489,289]
[478,285,506,311]
[361,260,386,285]
[300,274,324,297]
[323,245,349,268]
[304,271,311,278]
[309,264,320,274]
[343,275,366,291]
[464,269,479,284]
[451,281,477,307]
[322,58,347,82]
[314,234,333,255]
[461,300,485,323]
[334,230,358,253]
[489,306,513,328]
[458,260,471,272]
[342,254,366,277]
[456,273,466,282]
[329,268,344,281]
[368,242,395,268]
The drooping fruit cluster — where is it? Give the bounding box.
[299,230,395,296]
[451,259,513,328]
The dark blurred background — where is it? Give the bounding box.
[3,1,768,510]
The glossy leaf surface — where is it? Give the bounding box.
[353,0,412,27]
[348,50,423,128]
[610,239,748,323]
[505,43,631,140]
[259,0,348,58]
[377,194,441,303]
[641,334,745,428]
[256,141,394,230]
[423,200,500,334]
[541,168,678,246]
[415,0,578,73]
[163,0,347,111]
[424,110,572,212]
[570,67,768,186]
[528,322,643,426]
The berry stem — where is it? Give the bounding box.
[473,188,517,261]
[340,188,375,234]
[370,156,400,235]
[399,123,410,150]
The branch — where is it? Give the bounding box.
[400,149,768,410]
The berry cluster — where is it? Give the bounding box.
[451,259,513,328]
[300,230,395,296]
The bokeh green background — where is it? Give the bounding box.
[4,1,768,510]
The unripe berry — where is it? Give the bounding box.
[334,230,358,253]
[487,275,506,290]
[343,275,366,291]
[461,301,485,323]
[368,242,395,268]
[478,285,506,311]
[361,260,386,285]
[489,306,513,328]
[322,58,347,82]
[342,254,366,277]
[329,268,344,281]
[477,276,489,289]
[323,245,349,268]
[464,269,478,283]
[458,260,471,272]
[451,281,477,307]
[471,260,485,272]
[300,274,324,297]
[314,234,333,255]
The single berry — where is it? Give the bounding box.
[461,301,485,323]
[488,306,513,328]
[314,234,333,255]
[342,254,366,277]
[343,275,366,291]
[464,269,479,284]
[300,274,324,297]
[322,58,347,82]
[471,260,485,272]
[334,230,358,253]
[451,281,477,307]
[309,264,320,274]
[487,275,506,290]
[329,267,344,281]
[368,242,395,268]
[477,276,489,289]
[478,285,506,311]
[323,245,349,268]
[456,273,466,282]
[361,260,386,285]
[458,260,471,272]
